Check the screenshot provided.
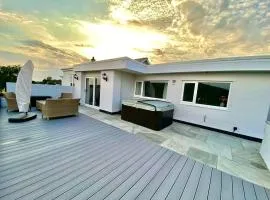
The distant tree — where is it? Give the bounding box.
[0,65,20,92]
[91,57,96,62]
[40,76,61,85]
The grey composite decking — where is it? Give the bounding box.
[0,109,269,200]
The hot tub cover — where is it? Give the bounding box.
[122,99,174,111]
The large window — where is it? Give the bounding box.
[181,81,231,108]
[134,81,168,99]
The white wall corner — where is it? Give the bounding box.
[260,122,270,170]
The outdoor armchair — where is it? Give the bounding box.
[3,92,18,112]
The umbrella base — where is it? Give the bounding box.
[8,113,37,123]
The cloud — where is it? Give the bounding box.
[74,44,93,48]
[0,10,91,67]
[108,0,270,63]
[18,40,89,66]
[1,0,270,69]
[0,10,55,42]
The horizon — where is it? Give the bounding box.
[0,0,270,80]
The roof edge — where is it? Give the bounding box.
[151,55,270,67]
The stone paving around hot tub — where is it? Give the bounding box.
[79,106,270,189]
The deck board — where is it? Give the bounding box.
[254,185,269,200]
[0,109,269,200]
[266,188,270,199]
[194,165,212,200]
[135,153,179,200]
[243,181,257,200]
[150,156,188,200]
[232,176,245,200]
[221,172,233,200]
[208,168,222,200]
[165,158,195,200]
[0,135,144,199]
[180,162,203,200]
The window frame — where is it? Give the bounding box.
[180,81,232,110]
[134,81,143,97]
[134,80,168,100]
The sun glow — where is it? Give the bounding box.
[77,21,169,59]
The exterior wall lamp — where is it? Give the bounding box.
[73,74,79,80]
[102,73,108,82]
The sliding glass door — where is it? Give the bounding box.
[85,77,100,108]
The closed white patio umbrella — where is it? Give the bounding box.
[9,60,37,122]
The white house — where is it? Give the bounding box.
[62,56,270,141]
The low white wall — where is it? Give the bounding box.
[136,72,270,139]
[6,82,72,98]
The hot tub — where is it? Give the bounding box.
[121,99,174,131]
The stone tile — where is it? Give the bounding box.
[242,140,261,151]
[108,119,130,128]
[207,134,244,149]
[136,132,167,144]
[161,138,190,156]
[203,143,232,160]
[231,148,267,170]
[170,122,191,131]
[187,147,218,168]
[218,156,270,189]
[188,126,203,134]
[167,125,198,138]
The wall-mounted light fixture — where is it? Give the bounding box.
[102,73,108,82]
[73,74,79,80]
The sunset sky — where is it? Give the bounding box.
[0,0,270,80]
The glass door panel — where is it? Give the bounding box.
[85,77,100,108]
[85,78,94,105]
[94,78,100,107]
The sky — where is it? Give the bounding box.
[0,0,270,80]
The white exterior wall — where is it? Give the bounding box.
[100,70,117,112]
[99,71,136,113]
[66,64,270,139]
[62,70,74,86]
[72,70,135,113]
[135,72,270,139]
[120,72,136,101]
[73,72,82,100]
[260,122,270,169]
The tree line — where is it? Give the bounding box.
[0,65,61,92]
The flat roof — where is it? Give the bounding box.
[65,55,270,74]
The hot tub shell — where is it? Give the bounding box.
[121,99,174,131]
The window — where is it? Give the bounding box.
[134,82,142,96]
[181,81,231,108]
[182,83,195,102]
[134,80,168,99]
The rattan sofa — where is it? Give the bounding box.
[60,93,73,99]
[3,92,18,112]
[40,98,80,119]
